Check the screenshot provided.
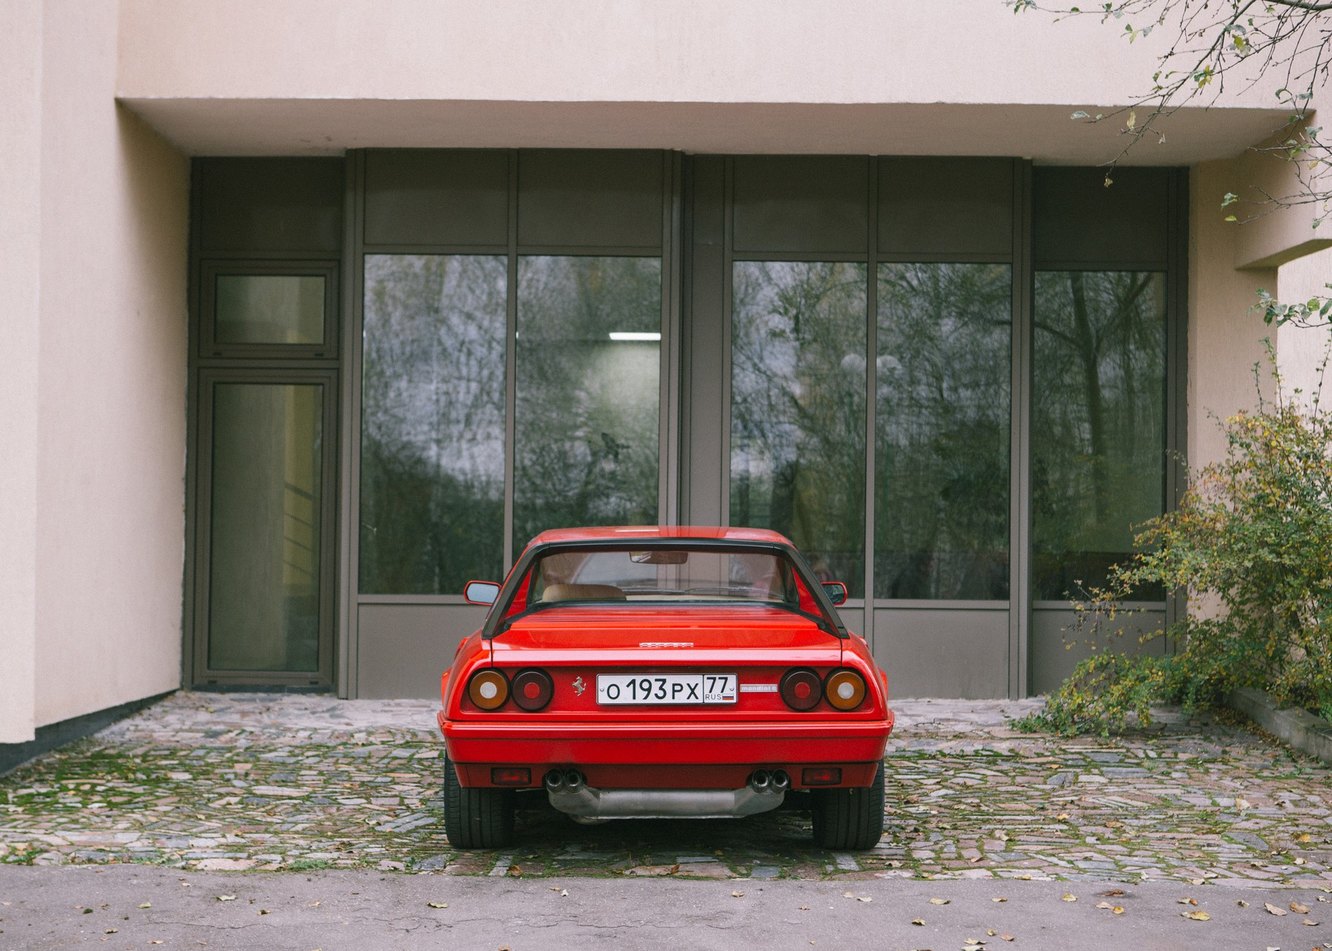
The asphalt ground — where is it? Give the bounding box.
[1,692,1330,949]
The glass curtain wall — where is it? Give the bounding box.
[359,255,663,595]
[359,255,508,594]
[730,261,867,591]
[1031,270,1168,600]
[875,263,1012,600]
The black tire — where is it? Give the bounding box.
[443,756,515,849]
[812,762,885,850]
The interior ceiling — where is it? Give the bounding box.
[120,98,1293,165]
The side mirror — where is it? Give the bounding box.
[464,580,500,606]
[820,581,849,606]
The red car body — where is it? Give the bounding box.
[437,526,894,849]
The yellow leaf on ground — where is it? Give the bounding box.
[1181,910,1210,921]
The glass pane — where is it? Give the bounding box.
[215,275,325,345]
[360,255,507,593]
[1032,271,1167,600]
[730,261,867,595]
[514,257,662,549]
[875,263,1011,600]
[207,382,323,672]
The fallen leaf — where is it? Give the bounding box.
[427,902,448,909]
[1177,897,1198,905]
[217,895,236,903]
[507,865,523,877]
[1236,900,1249,907]
[559,889,568,898]
[1295,857,1307,866]
[992,897,1007,903]
[911,918,925,926]
[731,891,744,898]
[1297,833,1313,843]
[138,903,151,909]
[1265,902,1289,916]
[1180,910,1210,921]
[1001,937,1014,943]
[1101,889,1125,897]
[929,897,950,905]
[1303,918,1321,926]
[857,896,873,903]
[1236,798,1252,810]
[1291,901,1310,914]
[1061,893,1077,903]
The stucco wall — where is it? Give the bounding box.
[21,0,191,734]
[1188,159,1276,473]
[0,0,44,744]
[1275,248,1332,409]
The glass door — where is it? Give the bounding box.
[194,371,337,685]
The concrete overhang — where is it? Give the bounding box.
[119,97,1292,164]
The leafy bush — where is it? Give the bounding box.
[1027,354,1332,735]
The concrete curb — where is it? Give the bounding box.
[1230,686,1332,765]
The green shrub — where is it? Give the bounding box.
[1028,353,1332,734]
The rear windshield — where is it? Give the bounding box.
[527,547,799,605]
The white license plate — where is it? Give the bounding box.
[596,673,738,705]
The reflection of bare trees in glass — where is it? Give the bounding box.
[730,262,867,595]
[875,264,1011,600]
[360,255,507,594]
[1032,271,1167,600]
[513,257,661,551]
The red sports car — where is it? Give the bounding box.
[436,526,894,850]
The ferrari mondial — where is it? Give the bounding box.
[437,526,894,850]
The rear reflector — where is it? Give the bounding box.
[490,767,531,786]
[801,767,842,786]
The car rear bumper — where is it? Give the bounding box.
[439,710,891,789]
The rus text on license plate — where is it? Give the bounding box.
[596,673,738,705]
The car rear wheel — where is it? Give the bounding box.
[443,756,515,849]
[811,762,885,850]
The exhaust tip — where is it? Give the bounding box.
[544,769,564,790]
[563,769,584,790]
[749,769,771,791]
[771,769,791,791]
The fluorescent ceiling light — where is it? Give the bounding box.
[608,331,661,342]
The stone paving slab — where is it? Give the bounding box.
[1,692,1330,890]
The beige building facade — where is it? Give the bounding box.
[3,0,1329,750]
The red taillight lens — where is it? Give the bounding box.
[780,668,823,711]
[511,669,554,711]
[468,669,510,710]
[824,669,867,710]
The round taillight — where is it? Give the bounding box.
[468,669,510,711]
[511,669,553,711]
[780,668,823,711]
[824,669,867,711]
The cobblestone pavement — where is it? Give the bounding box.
[2,692,1331,893]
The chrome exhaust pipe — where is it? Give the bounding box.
[544,769,565,791]
[749,769,771,791]
[771,770,791,792]
[563,769,584,790]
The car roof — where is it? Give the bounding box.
[525,525,793,547]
